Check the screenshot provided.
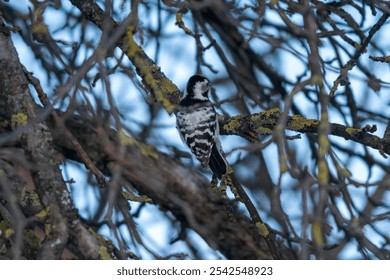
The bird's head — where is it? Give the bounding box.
[182,74,210,102]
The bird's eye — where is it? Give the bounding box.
[201,82,209,92]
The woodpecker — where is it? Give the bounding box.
[176,74,227,179]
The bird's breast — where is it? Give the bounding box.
[177,106,216,132]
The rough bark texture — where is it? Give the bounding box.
[0,25,114,260]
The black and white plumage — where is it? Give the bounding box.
[176,74,227,179]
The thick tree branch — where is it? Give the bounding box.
[47,114,276,259]
[69,0,181,113]
[219,109,390,156]
[0,22,114,260]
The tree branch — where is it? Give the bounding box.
[48,114,275,259]
[219,109,390,156]
[69,0,181,113]
[0,21,114,260]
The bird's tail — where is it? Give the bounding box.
[209,144,227,179]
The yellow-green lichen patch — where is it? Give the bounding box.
[249,108,281,134]
[122,192,153,203]
[88,229,113,259]
[0,220,14,238]
[223,117,242,133]
[124,26,177,114]
[118,129,136,146]
[152,75,176,114]
[124,26,141,57]
[353,42,361,50]
[159,77,181,105]
[318,113,330,159]
[256,222,269,237]
[118,130,159,160]
[318,135,330,158]
[318,160,329,185]
[210,175,219,193]
[20,187,43,212]
[212,173,227,198]
[334,161,352,179]
[250,108,280,123]
[279,154,288,174]
[217,181,228,200]
[176,12,194,36]
[345,127,362,137]
[24,229,41,250]
[311,220,324,247]
[310,74,323,86]
[338,167,352,178]
[250,108,274,124]
[264,107,281,116]
[99,245,112,260]
[228,169,241,200]
[5,228,14,238]
[255,126,273,135]
[35,208,49,219]
[11,112,28,128]
[288,115,319,131]
[31,22,49,35]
